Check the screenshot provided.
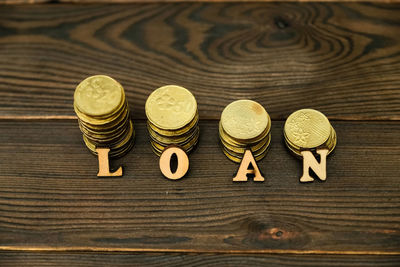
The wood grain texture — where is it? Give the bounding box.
[1,252,400,267]
[3,0,400,4]
[0,3,400,120]
[0,120,399,253]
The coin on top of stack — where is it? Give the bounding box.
[219,100,271,163]
[145,85,199,156]
[284,109,336,157]
[74,75,135,158]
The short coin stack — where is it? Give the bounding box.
[74,75,135,158]
[284,109,336,157]
[145,85,199,156]
[219,100,271,163]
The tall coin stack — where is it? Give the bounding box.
[145,85,199,156]
[284,109,336,157]
[74,75,135,158]
[219,100,271,163]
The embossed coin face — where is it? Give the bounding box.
[145,85,197,130]
[221,100,269,140]
[284,109,331,149]
[74,75,124,117]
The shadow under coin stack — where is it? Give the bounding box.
[145,85,199,156]
[74,75,135,158]
[284,109,336,157]
[219,100,271,163]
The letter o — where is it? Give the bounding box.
[159,146,189,180]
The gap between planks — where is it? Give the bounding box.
[0,247,400,255]
[2,0,400,4]
[0,115,399,121]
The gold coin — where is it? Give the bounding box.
[79,118,129,140]
[148,123,199,145]
[222,144,270,163]
[284,109,332,149]
[324,127,337,153]
[75,103,127,130]
[80,122,128,144]
[149,125,198,143]
[74,99,127,126]
[222,135,270,159]
[74,75,124,117]
[147,111,199,137]
[151,141,193,156]
[150,131,199,151]
[219,121,270,147]
[220,132,271,154]
[78,113,131,142]
[320,127,336,150]
[145,85,197,130]
[221,100,270,141]
[82,121,130,146]
[109,131,136,158]
[85,130,135,159]
[151,130,199,152]
[78,109,130,136]
[150,131,199,156]
[83,120,134,152]
[107,120,134,149]
[74,96,126,121]
[285,126,337,157]
[150,142,163,157]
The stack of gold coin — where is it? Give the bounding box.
[284,109,336,157]
[219,100,271,163]
[74,75,135,158]
[145,85,199,156]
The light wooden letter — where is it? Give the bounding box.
[300,148,329,182]
[96,148,123,177]
[159,146,189,180]
[233,150,264,182]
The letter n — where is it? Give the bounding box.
[300,148,329,182]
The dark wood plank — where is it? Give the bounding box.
[0,3,399,120]
[0,120,399,253]
[1,252,400,267]
[3,0,400,4]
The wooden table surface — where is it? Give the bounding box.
[0,1,400,266]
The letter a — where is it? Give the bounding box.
[233,150,264,182]
[96,148,123,177]
[159,146,189,180]
[300,148,329,182]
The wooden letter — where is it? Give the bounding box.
[159,146,189,180]
[233,150,264,182]
[300,148,329,182]
[96,148,123,177]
